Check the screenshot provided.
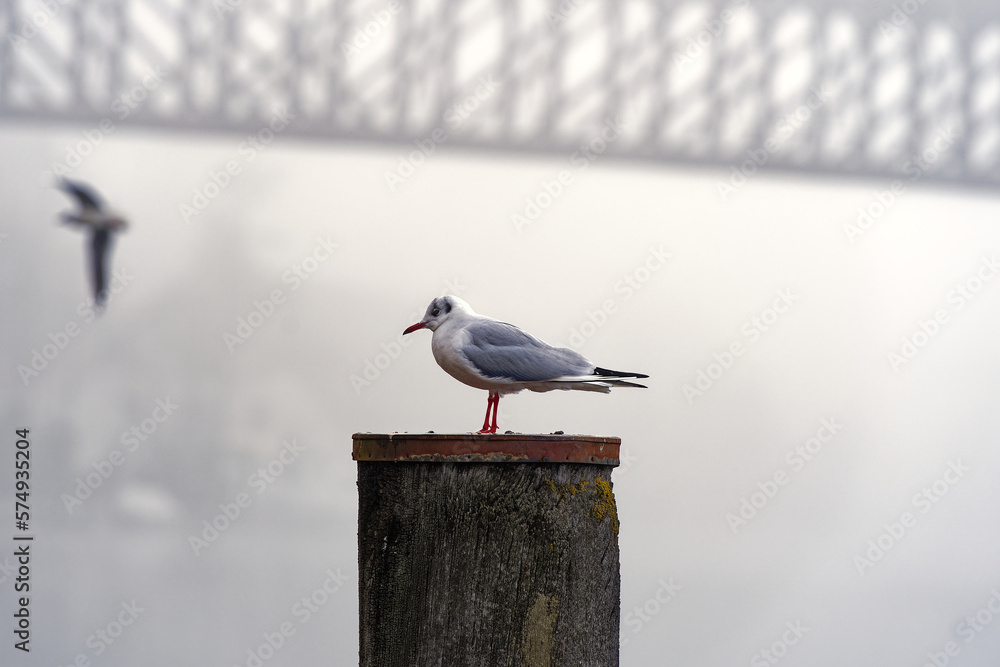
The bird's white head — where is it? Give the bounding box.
[402,295,474,334]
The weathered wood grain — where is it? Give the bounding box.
[358,461,620,666]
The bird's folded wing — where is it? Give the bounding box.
[461,320,593,382]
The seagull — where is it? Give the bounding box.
[402,295,648,433]
[57,178,128,308]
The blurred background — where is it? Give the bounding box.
[2,0,1000,665]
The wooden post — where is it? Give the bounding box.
[354,433,622,667]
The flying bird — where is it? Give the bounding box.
[402,295,648,433]
[57,178,128,308]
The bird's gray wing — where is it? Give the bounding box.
[60,179,104,212]
[461,320,593,382]
[90,229,111,306]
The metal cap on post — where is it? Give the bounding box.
[354,432,622,667]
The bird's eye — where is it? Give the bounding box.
[431,308,440,316]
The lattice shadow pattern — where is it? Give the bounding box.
[1,0,999,186]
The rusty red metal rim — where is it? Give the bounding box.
[352,433,621,465]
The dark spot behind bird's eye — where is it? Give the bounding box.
[443,301,452,314]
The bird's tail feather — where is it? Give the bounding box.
[607,379,647,389]
[546,375,648,389]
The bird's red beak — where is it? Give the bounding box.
[403,322,426,335]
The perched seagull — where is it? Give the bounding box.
[57,178,128,308]
[403,295,648,433]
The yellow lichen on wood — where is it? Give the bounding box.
[521,592,559,667]
[544,479,591,501]
[545,477,619,535]
[590,478,619,536]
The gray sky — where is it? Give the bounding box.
[3,108,1000,667]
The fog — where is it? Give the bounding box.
[3,115,1000,667]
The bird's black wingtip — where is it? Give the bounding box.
[57,178,103,211]
[594,366,649,380]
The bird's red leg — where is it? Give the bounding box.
[478,392,496,433]
[489,393,500,433]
